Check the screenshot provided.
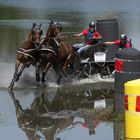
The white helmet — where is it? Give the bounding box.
[120,34,127,40]
[89,22,95,28]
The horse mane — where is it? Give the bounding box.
[27,22,37,40]
[41,22,57,47]
[45,24,51,39]
[27,32,33,41]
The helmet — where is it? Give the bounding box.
[89,22,95,28]
[120,34,127,40]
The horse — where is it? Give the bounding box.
[41,20,76,84]
[8,23,43,90]
[33,23,58,83]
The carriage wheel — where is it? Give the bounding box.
[78,63,98,78]
[100,63,115,78]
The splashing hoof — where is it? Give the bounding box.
[36,77,40,82]
[8,82,14,91]
[41,78,46,83]
[57,79,60,85]
[57,75,62,85]
[15,78,19,82]
[14,75,19,82]
[8,86,12,91]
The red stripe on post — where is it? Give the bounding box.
[115,59,124,72]
[125,95,128,110]
[136,96,140,112]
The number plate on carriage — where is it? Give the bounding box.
[94,52,106,62]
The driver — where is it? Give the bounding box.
[73,22,102,55]
[105,34,132,49]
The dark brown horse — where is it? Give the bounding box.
[8,23,43,90]
[41,21,76,84]
[33,22,59,83]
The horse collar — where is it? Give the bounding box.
[53,37,60,46]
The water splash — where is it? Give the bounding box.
[0,62,114,89]
[72,73,114,85]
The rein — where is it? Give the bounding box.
[19,48,36,52]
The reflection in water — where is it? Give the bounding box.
[8,85,114,140]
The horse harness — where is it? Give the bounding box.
[52,37,69,54]
[39,48,57,56]
[17,48,37,62]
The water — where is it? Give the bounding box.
[0,0,138,139]
[0,84,115,140]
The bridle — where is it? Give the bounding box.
[30,23,43,47]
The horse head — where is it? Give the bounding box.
[45,21,62,39]
[29,22,43,46]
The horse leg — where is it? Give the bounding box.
[57,65,66,85]
[57,58,70,85]
[8,64,26,90]
[62,56,71,77]
[13,60,21,81]
[8,76,16,91]
[15,64,26,81]
[41,62,52,83]
[72,52,81,75]
[57,73,63,85]
[35,62,40,82]
[8,61,21,90]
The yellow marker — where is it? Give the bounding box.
[125,79,140,139]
